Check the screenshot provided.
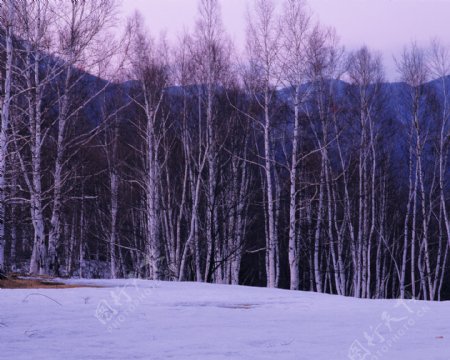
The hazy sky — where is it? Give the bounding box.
[120,0,450,79]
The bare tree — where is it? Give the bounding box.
[12,0,54,275]
[0,0,15,273]
[347,46,384,298]
[304,25,343,293]
[246,0,281,288]
[279,0,311,290]
[192,0,232,282]
[46,0,118,274]
[397,43,430,299]
[127,13,168,280]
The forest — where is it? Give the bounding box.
[0,0,449,301]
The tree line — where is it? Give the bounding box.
[0,0,449,300]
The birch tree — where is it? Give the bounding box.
[192,0,232,282]
[397,43,430,299]
[127,14,168,280]
[247,0,281,288]
[279,0,311,290]
[429,40,450,251]
[46,0,117,275]
[12,0,53,275]
[0,0,15,272]
[304,26,343,293]
[347,46,384,298]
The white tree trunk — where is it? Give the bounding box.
[28,47,47,275]
[313,163,325,293]
[109,170,119,278]
[288,87,300,290]
[264,90,278,288]
[0,0,13,272]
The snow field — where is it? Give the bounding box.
[1,279,449,360]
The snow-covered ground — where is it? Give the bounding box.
[1,279,449,360]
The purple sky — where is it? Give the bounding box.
[120,0,450,80]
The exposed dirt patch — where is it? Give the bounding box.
[0,274,99,289]
[175,302,258,310]
[218,303,257,310]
